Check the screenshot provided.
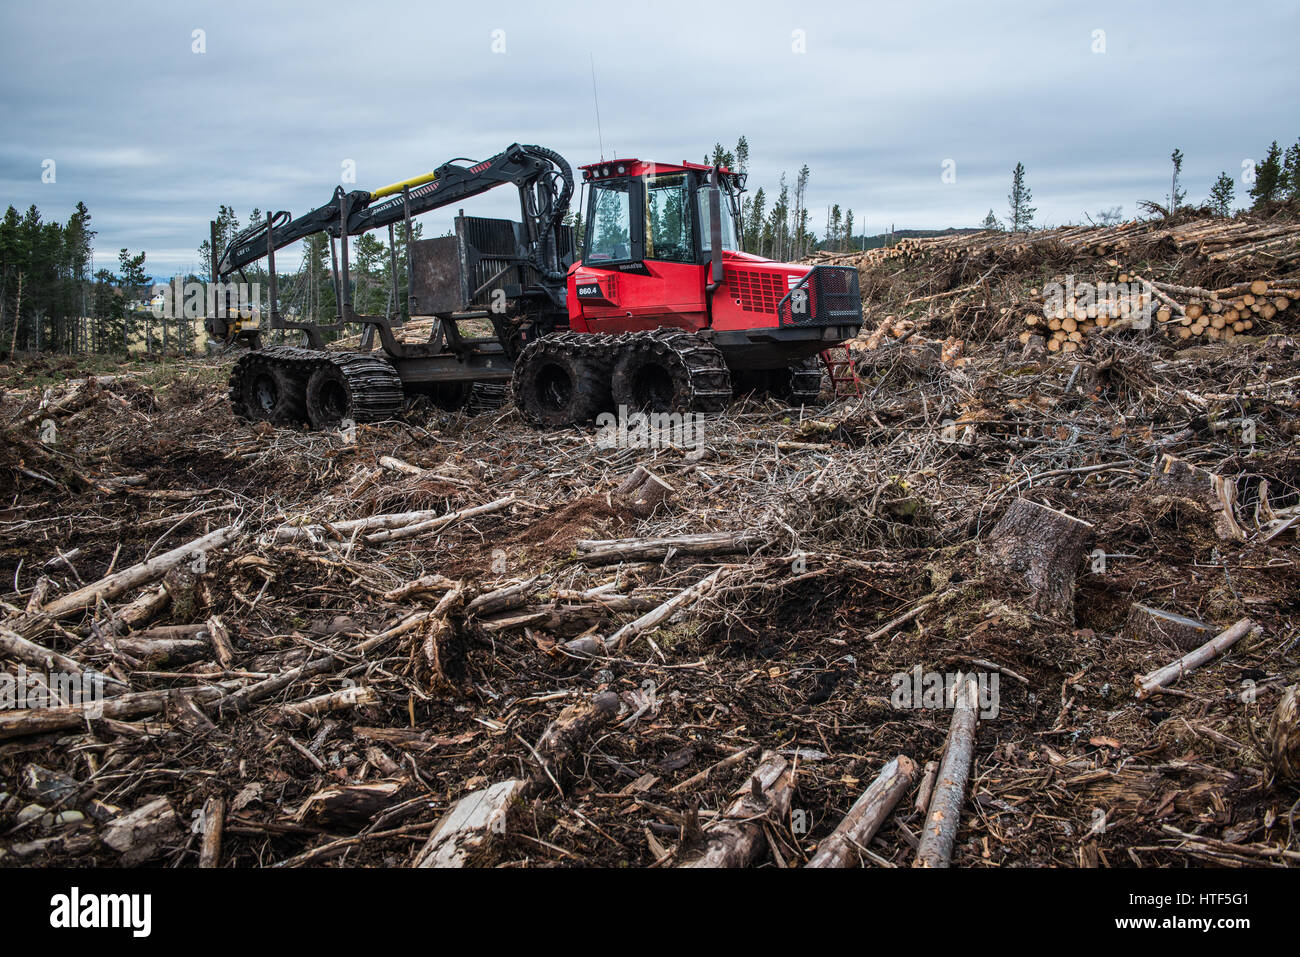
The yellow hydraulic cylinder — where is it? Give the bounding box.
[368,169,440,200]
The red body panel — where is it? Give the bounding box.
[567,251,811,334]
[568,260,706,333]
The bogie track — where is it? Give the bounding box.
[229,347,404,429]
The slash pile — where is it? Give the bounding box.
[1,209,1299,868]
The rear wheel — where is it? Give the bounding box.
[513,338,611,428]
[612,340,691,412]
[235,359,305,424]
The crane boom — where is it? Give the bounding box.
[215,143,573,280]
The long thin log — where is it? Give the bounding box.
[914,675,979,868]
[364,496,516,543]
[0,626,99,681]
[608,568,723,652]
[283,685,377,718]
[198,795,226,868]
[42,524,241,619]
[1134,617,1257,699]
[576,530,763,565]
[0,681,239,740]
[807,755,916,867]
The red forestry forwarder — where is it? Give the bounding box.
[208,145,862,428]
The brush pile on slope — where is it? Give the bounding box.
[813,209,1300,360]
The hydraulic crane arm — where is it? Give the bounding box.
[216,143,573,281]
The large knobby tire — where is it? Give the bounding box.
[513,339,611,428]
[611,338,695,413]
[766,357,825,407]
[305,364,354,430]
[237,359,306,425]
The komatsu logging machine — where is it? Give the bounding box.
[207,144,862,429]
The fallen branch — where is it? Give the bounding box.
[1134,617,1257,699]
[41,524,241,620]
[576,529,764,564]
[607,568,723,652]
[679,751,795,868]
[364,496,517,543]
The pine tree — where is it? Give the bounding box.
[981,209,1001,230]
[826,204,842,251]
[1008,163,1035,233]
[1250,141,1283,208]
[745,187,766,254]
[793,166,810,258]
[707,143,735,170]
[1169,149,1187,213]
[62,202,93,352]
[92,267,126,354]
[1283,140,1300,199]
[117,248,149,353]
[768,174,789,260]
[843,209,854,251]
[1209,172,1235,217]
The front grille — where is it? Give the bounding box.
[778,265,862,327]
[732,269,787,313]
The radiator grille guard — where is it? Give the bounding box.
[777,265,862,327]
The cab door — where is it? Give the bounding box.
[574,173,706,333]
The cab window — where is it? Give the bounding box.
[585,181,632,262]
[698,186,739,254]
[644,173,693,263]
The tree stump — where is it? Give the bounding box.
[1268,684,1300,783]
[1123,603,1213,651]
[985,498,1093,621]
[1151,454,1244,541]
[615,466,675,517]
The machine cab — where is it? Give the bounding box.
[568,159,743,333]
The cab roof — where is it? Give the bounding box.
[579,158,734,180]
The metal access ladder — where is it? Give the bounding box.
[820,345,862,396]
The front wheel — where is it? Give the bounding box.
[765,357,825,407]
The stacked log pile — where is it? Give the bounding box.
[1020,275,1298,350]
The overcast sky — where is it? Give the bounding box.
[1,0,1296,277]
